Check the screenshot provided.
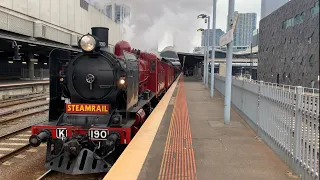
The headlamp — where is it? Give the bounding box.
[79,35,97,52]
[119,79,125,85]
[119,76,126,86]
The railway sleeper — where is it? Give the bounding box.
[1,92,46,101]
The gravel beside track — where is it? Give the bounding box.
[0,100,49,116]
[0,144,48,180]
[0,129,32,162]
[0,93,49,108]
[0,111,48,138]
[36,170,105,180]
[0,105,48,125]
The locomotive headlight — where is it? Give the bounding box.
[119,79,125,85]
[119,76,126,86]
[79,35,96,52]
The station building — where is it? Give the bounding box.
[0,0,122,80]
[258,0,319,87]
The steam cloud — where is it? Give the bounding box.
[90,0,214,52]
[89,0,261,52]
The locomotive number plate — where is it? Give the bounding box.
[88,128,109,140]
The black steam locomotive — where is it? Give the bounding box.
[29,27,143,174]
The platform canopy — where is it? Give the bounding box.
[177,52,204,69]
[0,30,81,61]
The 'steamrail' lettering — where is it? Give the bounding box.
[65,103,109,114]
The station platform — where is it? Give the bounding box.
[104,75,293,180]
[0,79,49,88]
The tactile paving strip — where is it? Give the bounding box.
[158,76,197,180]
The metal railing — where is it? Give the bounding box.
[233,76,320,96]
[213,75,319,180]
[21,68,49,80]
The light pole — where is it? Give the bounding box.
[197,28,206,85]
[224,0,235,124]
[210,0,217,97]
[197,14,211,87]
[250,42,253,79]
[206,16,210,88]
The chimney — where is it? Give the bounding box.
[91,27,109,51]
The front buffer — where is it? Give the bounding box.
[29,125,130,175]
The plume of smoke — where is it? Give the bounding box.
[89,0,212,52]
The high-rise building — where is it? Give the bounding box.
[201,29,225,46]
[105,3,131,24]
[233,12,257,46]
[251,29,259,47]
[261,0,289,20]
[85,0,131,24]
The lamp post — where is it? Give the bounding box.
[197,28,206,85]
[224,0,235,124]
[210,0,217,97]
[197,14,211,87]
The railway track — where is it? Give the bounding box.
[0,104,48,125]
[0,92,48,106]
[0,95,48,112]
[0,112,47,160]
[0,93,49,163]
[0,128,36,163]
[36,169,106,180]
[0,111,48,161]
[0,94,49,124]
[36,169,53,180]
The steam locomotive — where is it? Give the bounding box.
[28,27,180,175]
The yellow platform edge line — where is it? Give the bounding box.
[104,74,181,180]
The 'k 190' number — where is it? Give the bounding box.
[88,129,109,140]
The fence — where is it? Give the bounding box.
[214,75,319,180]
[0,68,21,79]
[21,68,49,80]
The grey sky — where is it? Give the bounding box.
[91,0,261,52]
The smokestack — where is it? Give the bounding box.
[91,27,109,51]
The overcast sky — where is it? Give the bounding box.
[91,0,261,52]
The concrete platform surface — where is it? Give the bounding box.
[137,80,179,180]
[138,76,292,180]
[184,77,292,180]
